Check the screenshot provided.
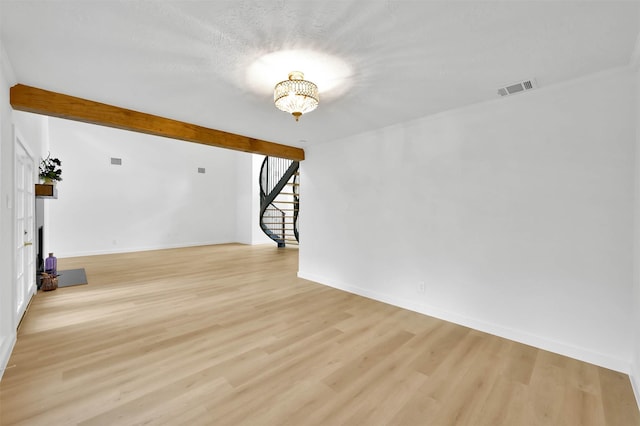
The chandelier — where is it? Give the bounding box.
[274,71,319,121]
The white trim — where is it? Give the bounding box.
[632,362,640,411]
[0,333,16,382]
[56,240,240,258]
[298,270,630,374]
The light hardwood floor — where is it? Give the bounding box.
[1,244,638,425]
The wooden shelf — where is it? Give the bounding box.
[35,184,57,199]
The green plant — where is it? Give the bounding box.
[39,153,62,182]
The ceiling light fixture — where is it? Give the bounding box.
[274,71,319,122]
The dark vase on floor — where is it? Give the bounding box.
[41,273,58,291]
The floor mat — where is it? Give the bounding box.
[57,268,88,288]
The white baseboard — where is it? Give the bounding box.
[56,240,238,258]
[0,333,16,382]
[298,270,629,374]
[631,363,640,411]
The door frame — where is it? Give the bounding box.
[13,128,36,327]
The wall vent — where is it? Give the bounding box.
[497,79,537,97]
[197,167,206,174]
[110,157,122,165]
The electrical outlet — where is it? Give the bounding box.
[418,281,426,293]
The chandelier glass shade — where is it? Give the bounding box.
[274,71,319,121]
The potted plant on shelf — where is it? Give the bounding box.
[39,153,62,185]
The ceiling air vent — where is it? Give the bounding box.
[497,79,537,97]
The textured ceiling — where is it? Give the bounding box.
[1,1,638,148]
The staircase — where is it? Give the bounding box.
[259,156,300,247]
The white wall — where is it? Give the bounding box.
[236,153,253,245]
[13,111,47,157]
[0,33,49,378]
[0,16,17,380]
[299,67,635,373]
[47,118,241,257]
[236,153,274,245]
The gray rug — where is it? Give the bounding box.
[57,268,88,288]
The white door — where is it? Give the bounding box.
[15,134,35,324]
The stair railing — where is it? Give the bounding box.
[293,171,300,242]
[259,156,300,247]
[262,205,287,246]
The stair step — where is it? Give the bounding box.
[271,201,298,204]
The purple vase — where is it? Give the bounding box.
[45,252,57,275]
